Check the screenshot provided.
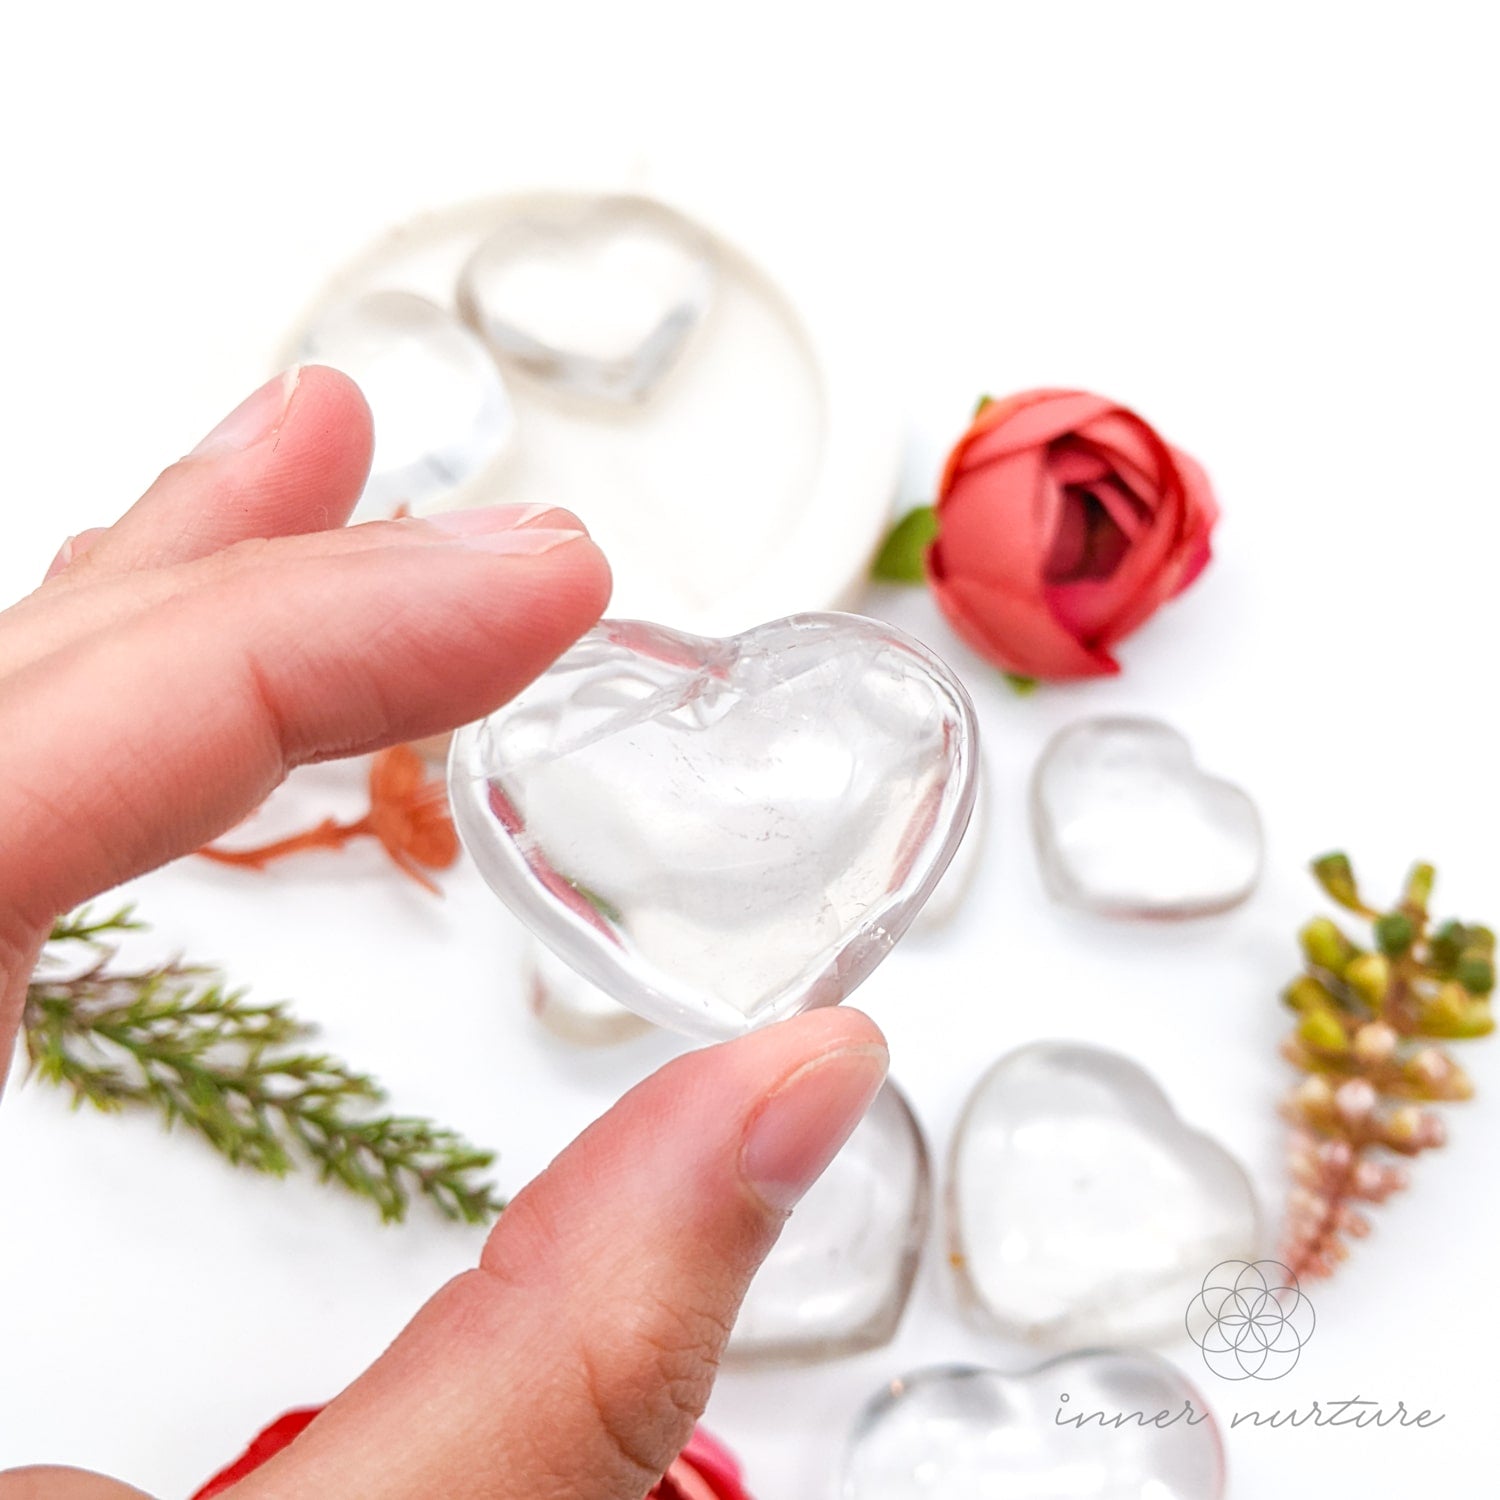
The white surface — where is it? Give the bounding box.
[2,3,1497,1495]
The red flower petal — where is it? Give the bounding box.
[190,1406,325,1499]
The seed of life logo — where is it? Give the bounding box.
[1185,1260,1316,1381]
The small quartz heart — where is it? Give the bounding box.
[457,194,718,404]
[948,1042,1261,1350]
[298,289,514,517]
[1031,717,1263,918]
[726,1082,930,1366]
[841,1352,1224,1500]
[449,614,978,1040]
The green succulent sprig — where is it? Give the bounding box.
[1280,855,1493,1277]
[24,906,503,1225]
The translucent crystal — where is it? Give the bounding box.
[522,937,652,1047]
[841,1354,1224,1500]
[1031,717,1262,918]
[727,1083,930,1366]
[457,195,718,403]
[908,767,987,935]
[448,613,978,1040]
[298,289,514,516]
[948,1042,1260,1350]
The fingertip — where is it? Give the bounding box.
[269,364,375,519]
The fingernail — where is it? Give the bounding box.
[189,368,301,458]
[424,505,588,556]
[423,504,559,536]
[741,1043,889,1213]
[44,536,76,581]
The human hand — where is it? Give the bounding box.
[0,368,888,1498]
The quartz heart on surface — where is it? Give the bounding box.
[840,1352,1224,1500]
[449,614,978,1040]
[457,194,718,403]
[297,289,514,517]
[1031,717,1263,918]
[726,1082,930,1366]
[948,1042,1260,1351]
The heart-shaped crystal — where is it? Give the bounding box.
[297,289,514,517]
[841,1352,1224,1500]
[726,1081,930,1366]
[1031,718,1263,918]
[521,937,653,1047]
[449,614,978,1039]
[908,762,987,935]
[457,195,718,404]
[948,1042,1260,1350]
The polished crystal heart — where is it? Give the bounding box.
[948,1042,1260,1350]
[457,195,718,403]
[449,614,978,1039]
[726,1082,930,1366]
[908,763,987,935]
[1031,718,1262,918]
[841,1353,1224,1500]
[297,289,514,517]
[521,937,652,1047]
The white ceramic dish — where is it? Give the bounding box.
[277,188,903,636]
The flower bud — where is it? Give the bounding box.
[1334,1077,1377,1124]
[1428,919,1467,970]
[1384,1104,1433,1152]
[1402,862,1436,912]
[1345,952,1391,1007]
[1283,974,1340,1013]
[1352,1021,1398,1064]
[1418,986,1494,1038]
[1457,954,1495,996]
[1299,917,1360,976]
[1312,851,1363,911]
[1318,1136,1354,1170]
[1374,911,1415,957]
[1298,1009,1348,1055]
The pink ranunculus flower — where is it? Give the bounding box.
[926,389,1219,679]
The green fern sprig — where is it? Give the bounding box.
[24,905,503,1225]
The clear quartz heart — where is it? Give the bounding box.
[841,1353,1224,1500]
[908,764,987,935]
[456,195,718,404]
[449,614,978,1040]
[726,1082,930,1366]
[948,1042,1260,1350]
[521,937,652,1047]
[298,289,514,517]
[1031,718,1263,918]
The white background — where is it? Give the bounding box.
[2,2,1497,1495]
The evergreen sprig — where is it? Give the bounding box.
[24,905,503,1225]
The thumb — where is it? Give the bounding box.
[230,1007,888,1499]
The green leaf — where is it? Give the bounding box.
[1002,673,1039,696]
[871,506,938,584]
[973,393,998,418]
